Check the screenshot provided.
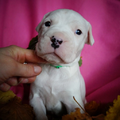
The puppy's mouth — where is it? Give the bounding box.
[35,47,65,64]
[42,53,64,64]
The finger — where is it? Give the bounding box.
[19,76,36,84]
[7,45,47,63]
[0,83,11,92]
[14,62,42,78]
[24,50,47,63]
[6,77,18,86]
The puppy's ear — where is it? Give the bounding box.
[36,22,42,33]
[36,12,50,32]
[85,22,94,45]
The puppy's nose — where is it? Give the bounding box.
[51,36,63,49]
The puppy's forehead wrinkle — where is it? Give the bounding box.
[44,10,85,26]
[45,16,84,27]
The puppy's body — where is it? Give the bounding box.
[29,9,94,120]
[30,60,85,119]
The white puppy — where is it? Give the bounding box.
[29,9,94,120]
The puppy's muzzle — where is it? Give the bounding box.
[51,36,63,49]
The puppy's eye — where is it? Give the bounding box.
[75,29,82,35]
[45,21,51,27]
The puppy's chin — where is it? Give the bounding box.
[36,52,75,64]
[36,52,63,64]
[41,54,63,64]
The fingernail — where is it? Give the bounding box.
[19,78,28,83]
[0,83,10,91]
[34,66,41,73]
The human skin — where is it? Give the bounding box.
[0,45,46,91]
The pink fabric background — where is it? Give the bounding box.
[0,0,120,103]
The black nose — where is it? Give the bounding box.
[51,36,63,49]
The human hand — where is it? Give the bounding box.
[0,45,46,91]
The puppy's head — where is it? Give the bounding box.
[36,9,94,64]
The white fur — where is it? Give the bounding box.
[29,9,94,120]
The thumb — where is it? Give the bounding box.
[14,62,42,77]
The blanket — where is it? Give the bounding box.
[0,0,120,103]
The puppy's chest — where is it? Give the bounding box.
[35,64,78,94]
[32,64,80,111]
[36,65,70,86]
